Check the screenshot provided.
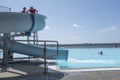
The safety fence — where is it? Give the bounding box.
[0,6,11,12]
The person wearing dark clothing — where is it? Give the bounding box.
[22,7,27,12]
[98,51,103,55]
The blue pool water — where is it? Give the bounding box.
[57,48,120,69]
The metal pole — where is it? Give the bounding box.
[44,41,47,73]
[36,32,39,45]
[57,42,59,55]
[9,8,11,12]
[27,36,30,44]
[33,32,36,45]
[27,36,31,61]
[2,34,9,66]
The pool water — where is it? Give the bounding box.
[57,48,120,69]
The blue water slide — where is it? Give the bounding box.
[0,12,46,33]
[0,39,68,60]
[0,12,68,60]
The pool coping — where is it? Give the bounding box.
[60,67,120,72]
[47,60,120,73]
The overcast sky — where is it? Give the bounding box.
[0,0,120,44]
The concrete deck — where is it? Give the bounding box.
[0,59,120,80]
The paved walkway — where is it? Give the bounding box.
[0,60,120,80]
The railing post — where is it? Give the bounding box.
[57,42,59,55]
[2,34,9,66]
[44,41,47,73]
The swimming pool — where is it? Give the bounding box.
[57,48,120,69]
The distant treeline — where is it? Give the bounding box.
[42,43,120,48]
[59,43,120,48]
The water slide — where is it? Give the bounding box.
[0,12,46,33]
[0,12,68,60]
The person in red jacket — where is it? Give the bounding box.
[27,7,38,14]
[25,7,38,36]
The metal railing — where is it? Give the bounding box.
[0,38,59,73]
[0,6,11,12]
[15,39,59,73]
[15,40,59,56]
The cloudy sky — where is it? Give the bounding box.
[0,0,120,44]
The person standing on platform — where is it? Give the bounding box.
[27,7,38,14]
[22,7,27,13]
[25,7,38,36]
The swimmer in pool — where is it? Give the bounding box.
[98,51,103,55]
